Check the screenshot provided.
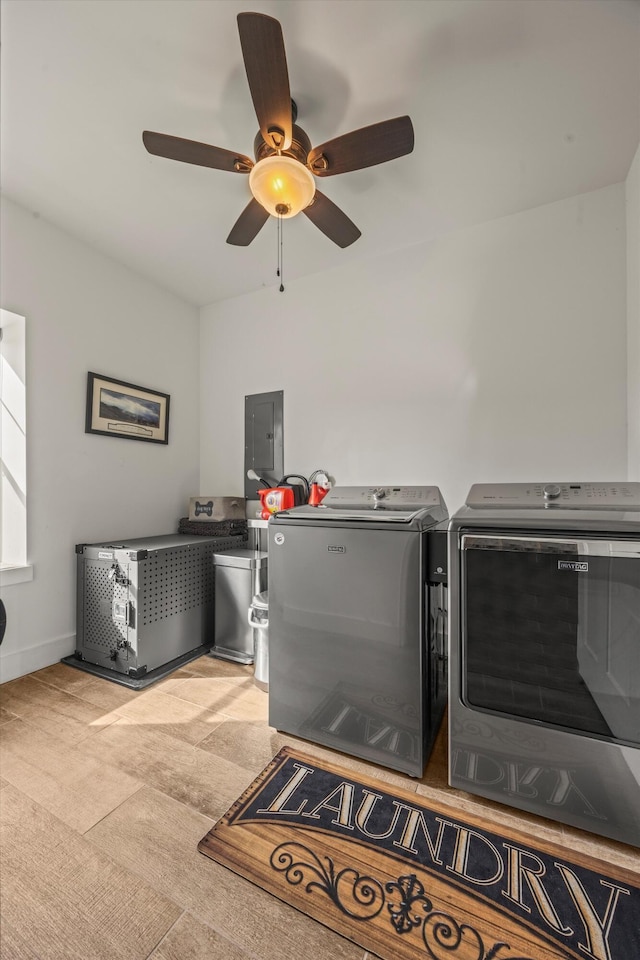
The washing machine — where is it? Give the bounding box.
[449,481,640,846]
[268,485,448,777]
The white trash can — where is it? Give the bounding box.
[248,590,269,690]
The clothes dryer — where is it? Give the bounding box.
[449,482,640,846]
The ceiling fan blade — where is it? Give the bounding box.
[226,198,270,246]
[308,116,414,177]
[237,12,292,152]
[302,191,361,248]
[143,131,253,173]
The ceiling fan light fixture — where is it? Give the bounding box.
[249,155,315,218]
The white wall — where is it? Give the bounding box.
[200,184,628,513]
[0,197,200,681]
[627,143,640,480]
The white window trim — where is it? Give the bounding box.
[0,563,34,586]
[1,308,30,580]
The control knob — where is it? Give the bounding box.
[372,487,387,501]
[543,484,562,500]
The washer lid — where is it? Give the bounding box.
[275,505,424,523]
[274,485,447,524]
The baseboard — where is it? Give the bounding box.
[0,633,75,684]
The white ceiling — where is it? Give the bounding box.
[1,0,639,307]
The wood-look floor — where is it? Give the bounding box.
[0,656,638,960]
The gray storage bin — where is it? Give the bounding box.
[210,549,268,664]
[69,533,242,687]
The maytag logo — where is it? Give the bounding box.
[328,545,346,554]
[558,560,589,572]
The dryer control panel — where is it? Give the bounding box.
[466,482,640,509]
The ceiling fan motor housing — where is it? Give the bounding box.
[253,124,312,168]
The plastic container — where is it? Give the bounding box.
[248,590,269,690]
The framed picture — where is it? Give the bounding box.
[85,372,170,444]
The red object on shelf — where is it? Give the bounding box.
[257,486,296,519]
[308,482,329,506]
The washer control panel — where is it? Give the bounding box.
[466,482,640,509]
[322,485,442,509]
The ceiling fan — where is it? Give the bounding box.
[142,11,414,249]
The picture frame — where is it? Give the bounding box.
[85,372,170,444]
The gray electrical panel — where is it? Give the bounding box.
[69,533,243,687]
[244,389,283,500]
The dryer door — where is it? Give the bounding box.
[461,534,640,745]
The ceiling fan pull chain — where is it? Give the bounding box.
[277,211,285,292]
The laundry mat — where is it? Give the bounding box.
[198,747,639,960]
